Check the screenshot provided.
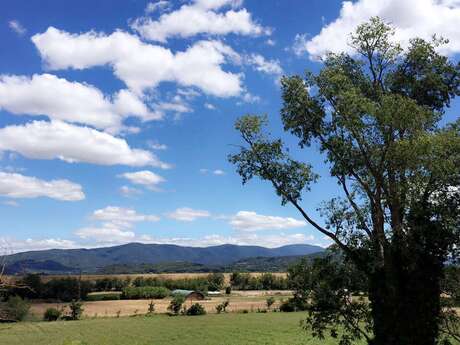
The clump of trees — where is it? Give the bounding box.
[121,286,170,299]
[167,294,185,315]
[229,272,288,290]
[229,16,460,345]
[185,303,206,316]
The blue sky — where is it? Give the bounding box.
[1,0,459,252]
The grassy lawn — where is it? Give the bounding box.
[0,312,349,345]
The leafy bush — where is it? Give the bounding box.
[5,296,30,321]
[168,294,185,315]
[147,300,155,314]
[186,303,206,316]
[85,292,121,301]
[44,307,62,321]
[207,273,224,291]
[215,300,230,314]
[225,286,232,294]
[68,300,84,320]
[266,296,275,310]
[122,286,170,299]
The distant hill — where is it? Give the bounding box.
[5,243,325,274]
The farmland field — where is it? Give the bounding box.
[0,312,355,345]
[29,292,292,317]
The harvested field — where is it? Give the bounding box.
[29,293,292,318]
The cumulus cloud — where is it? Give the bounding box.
[299,0,460,59]
[32,28,243,97]
[0,120,170,168]
[145,0,171,14]
[0,171,84,201]
[246,54,283,78]
[119,185,143,197]
[118,170,165,190]
[2,238,78,253]
[91,206,160,226]
[75,206,160,243]
[75,226,136,243]
[8,20,26,36]
[131,0,268,42]
[0,74,160,132]
[230,211,306,231]
[166,207,211,221]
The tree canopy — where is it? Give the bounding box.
[229,17,460,345]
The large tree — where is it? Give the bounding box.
[229,17,460,345]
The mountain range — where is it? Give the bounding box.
[4,243,324,274]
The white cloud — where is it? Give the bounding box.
[119,170,165,190]
[246,54,283,77]
[2,200,19,207]
[138,232,315,248]
[213,169,225,175]
[0,171,84,201]
[91,206,160,227]
[0,74,161,133]
[240,92,260,104]
[75,206,160,243]
[145,0,171,14]
[204,102,216,110]
[32,28,243,97]
[147,141,167,150]
[119,185,142,197]
[301,0,460,59]
[3,238,78,253]
[0,120,170,168]
[230,211,306,231]
[131,0,268,43]
[75,226,136,243]
[166,207,211,221]
[8,20,26,36]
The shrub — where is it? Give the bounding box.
[225,286,232,295]
[186,303,206,316]
[216,299,230,314]
[147,300,155,314]
[5,296,30,321]
[68,300,84,320]
[122,286,170,299]
[168,294,185,315]
[207,273,225,291]
[44,307,61,321]
[266,296,275,310]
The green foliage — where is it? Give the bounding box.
[132,276,209,292]
[225,286,232,295]
[68,300,83,320]
[4,295,30,321]
[207,273,225,291]
[168,294,185,315]
[44,307,62,321]
[229,15,460,345]
[147,300,155,314]
[121,286,170,300]
[266,297,275,310]
[229,272,288,290]
[216,300,230,314]
[43,278,92,302]
[186,303,206,316]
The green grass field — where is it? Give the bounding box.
[0,312,352,345]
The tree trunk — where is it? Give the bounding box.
[368,243,444,345]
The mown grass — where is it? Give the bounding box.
[0,312,352,345]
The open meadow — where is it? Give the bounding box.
[0,312,355,345]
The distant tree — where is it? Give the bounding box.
[229,17,460,345]
[185,303,206,316]
[68,300,83,320]
[207,273,225,291]
[168,295,185,315]
[43,307,62,321]
[147,300,155,314]
[266,297,275,311]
